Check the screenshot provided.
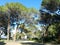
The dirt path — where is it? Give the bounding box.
[4,41,42,45]
[4,41,21,45]
[3,41,42,45]
[0,41,58,45]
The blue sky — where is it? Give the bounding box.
[0,0,42,10]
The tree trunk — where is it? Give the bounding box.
[13,29,17,41]
[7,15,10,41]
[7,21,10,40]
[13,33,16,41]
[58,35,60,43]
[13,24,18,41]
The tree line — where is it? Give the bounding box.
[0,0,60,43]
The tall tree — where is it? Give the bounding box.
[42,0,60,13]
[40,0,60,43]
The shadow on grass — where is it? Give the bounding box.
[21,42,44,45]
[0,41,6,45]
